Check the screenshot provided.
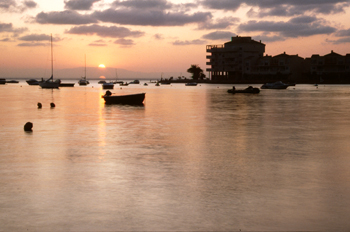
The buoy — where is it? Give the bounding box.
[37,102,42,108]
[24,122,33,132]
[50,103,55,108]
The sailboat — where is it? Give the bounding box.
[78,55,89,86]
[113,69,123,84]
[39,34,60,89]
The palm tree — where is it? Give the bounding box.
[187,64,206,80]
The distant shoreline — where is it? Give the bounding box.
[157,80,350,85]
[3,77,350,85]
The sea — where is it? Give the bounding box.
[1,80,350,231]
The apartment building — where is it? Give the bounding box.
[309,51,350,83]
[206,36,265,82]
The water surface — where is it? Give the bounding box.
[1,81,350,231]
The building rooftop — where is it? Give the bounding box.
[224,36,265,46]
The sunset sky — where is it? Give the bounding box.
[1,0,350,78]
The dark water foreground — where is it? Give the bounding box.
[1,81,350,231]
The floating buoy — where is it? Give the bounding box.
[24,122,33,132]
[50,103,55,108]
[37,102,42,108]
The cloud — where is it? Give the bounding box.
[35,10,97,24]
[17,43,48,47]
[200,0,350,15]
[89,43,107,46]
[66,24,144,38]
[113,0,172,10]
[88,39,107,46]
[199,0,242,11]
[172,39,206,45]
[93,8,211,26]
[253,34,285,43]
[327,37,350,44]
[64,0,100,10]
[153,33,163,40]
[0,0,37,12]
[0,0,16,10]
[0,37,11,41]
[202,31,236,40]
[329,28,350,44]
[16,34,62,47]
[238,16,336,38]
[0,22,13,32]
[197,16,239,30]
[335,28,350,37]
[23,1,37,9]
[0,22,27,35]
[114,38,134,47]
[18,33,51,41]
[17,42,47,47]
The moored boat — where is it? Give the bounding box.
[185,82,197,86]
[228,86,260,94]
[0,79,6,84]
[40,77,60,89]
[59,82,75,87]
[78,55,89,86]
[102,91,145,105]
[78,79,89,85]
[26,79,43,85]
[261,81,289,89]
[6,80,19,83]
[128,80,140,84]
[102,82,114,89]
[39,34,60,89]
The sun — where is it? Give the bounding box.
[98,64,105,68]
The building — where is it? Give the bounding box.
[206,36,265,82]
[247,52,307,83]
[309,51,350,83]
[206,37,350,84]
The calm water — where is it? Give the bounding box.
[1,81,350,231]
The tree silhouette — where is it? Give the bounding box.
[187,64,206,80]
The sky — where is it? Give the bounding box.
[1,0,350,79]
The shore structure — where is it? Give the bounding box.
[205,36,350,84]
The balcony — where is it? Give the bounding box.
[206,44,224,52]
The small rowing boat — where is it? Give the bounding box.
[102,91,145,105]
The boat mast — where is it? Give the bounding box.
[84,54,86,79]
[51,34,53,79]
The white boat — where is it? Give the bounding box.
[78,55,89,86]
[39,34,60,89]
[261,81,289,89]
